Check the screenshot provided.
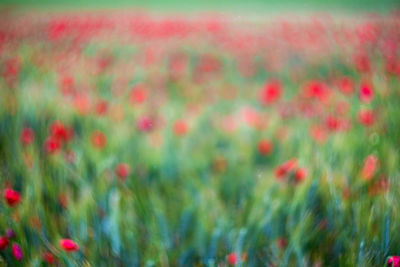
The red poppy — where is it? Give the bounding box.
[387,256,400,267]
[4,188,21,207]
[94,99,109,116]
[294,168,307,183]
[361,155,379,181]
[359,82,374,103]
[337,77,354,95]
[50,121,73,143]
[20,127,34,146]
[59,239,79,252]
[227,252,238,265]
[90,130,107,149]
[137,116,154,132]
[258,139,273,156]
[44,136,62,154]
[0,236,9,250]
[115,163,130,180]
[357,109,375,127]
[173,120,188,136]
[260,80,282,105]
[43,251,56,265]
[130,85,147,104]
[275,158,298,179]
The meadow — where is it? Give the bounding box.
[0,9,400,266]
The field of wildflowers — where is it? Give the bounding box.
[1,9,400,266]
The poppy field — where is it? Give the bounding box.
[1,9,400,266]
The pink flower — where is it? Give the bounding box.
[387,256,400,267]
[59,239,79,252]
[359,82,374,103]
[12,243,23,261]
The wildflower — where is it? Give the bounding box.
[44,136,62,154]
[43,251,56,265]
[294,168,307,183]
[20,127,34,146]
[137,116,154,132]
[59,239,79,252]
[90,130,107,149]
[258,139,273,156]
[12,243,23,261]
[361,155,379,180]
[173,120,188,136]
[359,82,374,103]
[227,252,238,265]
[357,109,375,127]
[260,80,282,105]
[387,256,400,267]
[0,236,9,250]
[4,188,21,207]
[115,163,130,180]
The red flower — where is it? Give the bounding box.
[115,163,130,180]
[304,80,329,102]
[309,125,328,144]
[94,99,109,116]
[361,155,379,181]
[43,251,56,265]
[337,77,354,95]
[359,82,374,103]
[227,252,238,265]
[4,188,21,207]
[137,116,154,132]
[20,127,34,146]
[357,109,375,127]
[12,243,23,261]
[294,168,307,183]
[90,130,107,149]
[0,236,9,250]
[275,158,298,179]
[44,136,62,154]
[387,256,400,267]
[258,139,273,156]
[277,237,288,249]
[260,80,282,105]
[50,121,73,143]
[130,85,147,104]
[59,239,79,252]
[173,120,188,136]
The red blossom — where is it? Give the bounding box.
[12,243,23,261]
[227,252,238,265]
[90,130,107,149]
[173,120,188,136]
[258,139,273,156]
[0,236,9,250]
[44,136,62,154]
[4,188,21,207]
[357,109,375,127]
[115,163,131,180]
[361,155,379,181]
[20,127,34,146]
[260,80,282,105]
[59,239,79,252]
[359,82,374,103]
